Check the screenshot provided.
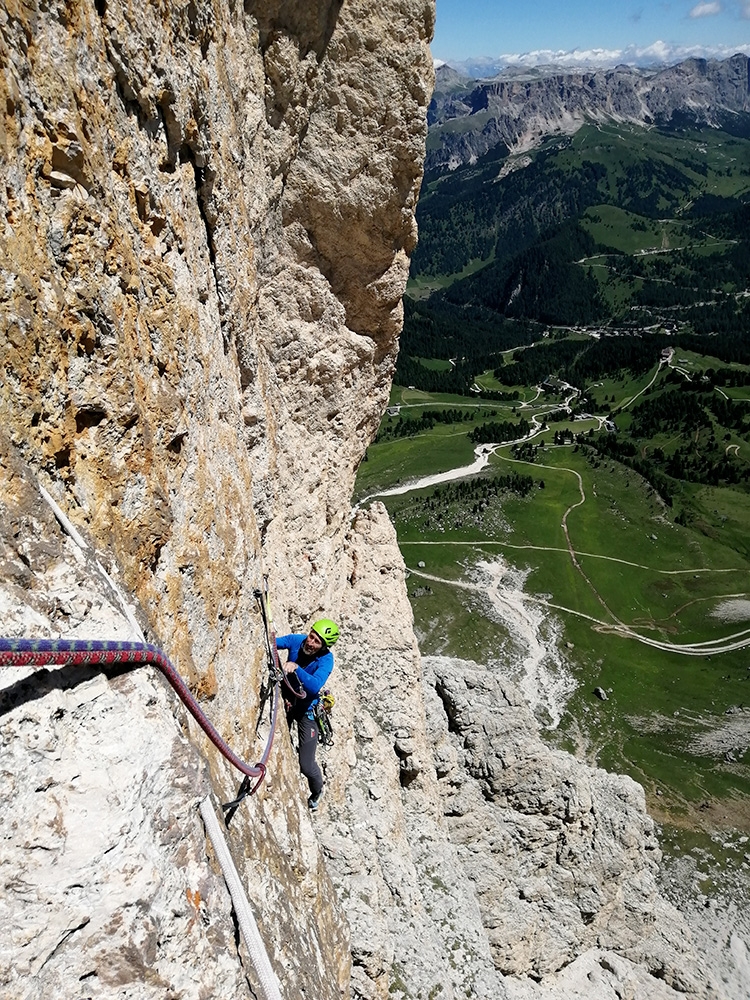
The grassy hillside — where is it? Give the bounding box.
[382,113,750,858]
[404,121,750,374]
[356,348,750,845]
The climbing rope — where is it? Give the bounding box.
[0,634,278,785]
[200,797,283,1000]
[1,634,284,994]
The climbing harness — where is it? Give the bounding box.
[0,630,280,790]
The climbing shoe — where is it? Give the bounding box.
[308,790,323,812]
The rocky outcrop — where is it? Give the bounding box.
[0,448,229,997]
[427,54,750,171]
[324,504,704,1000]
[423,657,691,985]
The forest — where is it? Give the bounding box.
[398,315,750,398]
[468,416,531,445]
[375,408,483,443]
[582,384,750,501]
[441,222,607,326]
[492,334,666,388]
[402,119,750,378]
[402,471,537,533]
[412,146,609,280]
[395,297,539,391]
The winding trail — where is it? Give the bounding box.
[361,374,750,656]
[401,540,741,574]
[407,566,750,656]
[357,395,571,507]
[553,461,619,620]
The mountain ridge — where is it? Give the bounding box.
[427,53,750,172]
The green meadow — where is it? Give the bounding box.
[356,365,750,849]
[397,111,750,889]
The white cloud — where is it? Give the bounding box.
[689,2,722,17]
[487,40,750,71]
[502,47,624,67]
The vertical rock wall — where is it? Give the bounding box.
[0,1,433,997]
[1,0,433,678]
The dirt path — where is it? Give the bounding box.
[403,539,741,575]
[396,445,750,656]
[407,566,750,656]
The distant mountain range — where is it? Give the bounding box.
[427,54,750,173]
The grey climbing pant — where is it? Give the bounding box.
[293,713,323,796]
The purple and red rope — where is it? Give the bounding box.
[0,637,278,783]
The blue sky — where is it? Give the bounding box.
[432,1,750,68]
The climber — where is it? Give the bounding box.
[276,618,339,811]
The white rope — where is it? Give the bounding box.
[199,797,283,1000]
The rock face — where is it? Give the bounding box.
[0,4,720,1000]
[0,408,355,1000]
[1,0,433,660]
[427,55,750,171]
[1,1,433,997]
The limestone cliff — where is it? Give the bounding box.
[1,0,433,996]
[0,3,717,1000]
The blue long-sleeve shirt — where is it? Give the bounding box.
[276,633,334,712]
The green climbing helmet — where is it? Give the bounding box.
[312,618,340,647]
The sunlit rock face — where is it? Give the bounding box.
[0,0,433,997]
[0,0,434,666]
